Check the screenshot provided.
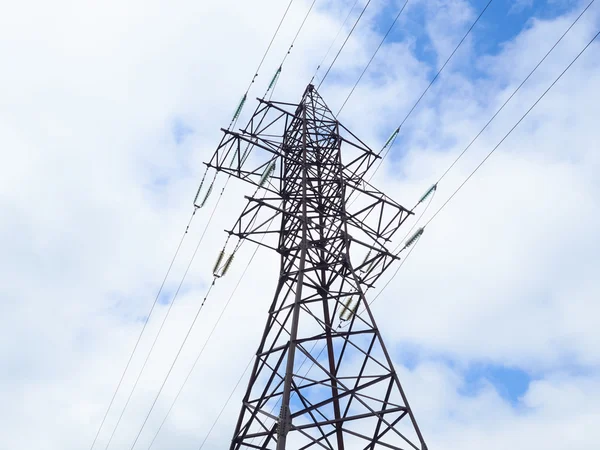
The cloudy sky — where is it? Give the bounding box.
[1,0,599,449]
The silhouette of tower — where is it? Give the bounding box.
[205,84,427,450]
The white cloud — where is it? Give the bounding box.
[1,0,599,449]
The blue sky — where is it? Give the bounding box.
[461,364,531,404]
[376,0,576,71]
[337,0,591,166]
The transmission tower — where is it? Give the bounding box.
[205,84,427,450]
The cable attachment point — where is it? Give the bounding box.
[419,183,437,204]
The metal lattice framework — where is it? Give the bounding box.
[205,84,428,450]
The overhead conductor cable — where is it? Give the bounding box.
[131,186,275,448]
[87,209,197,450]
[317,0,374,89]
[196,0,296,205]
[373,14,600,310]
[100,181,227,450]
[266,0,319,99]
[147,217,278,449]
[310,0,361,84]
[337,0,411,115]
[381,0,596,246]
[368,0,496,181]
[97,1,304,448]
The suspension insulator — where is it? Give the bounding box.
[381,127,400,152]
[267,66,282,92]
[339,297,354,321]
[405,227,424,249]
[362,251,371,265]
[419,184,437,204]
[220,253,235,276]
[241,144,252,165]
[366,256,378,273]
[200,182,213,208]
[229,145,240,167]
[213,249,225,275]
[351,299,359,316]
[230,142,253,167]
[259,161,276,187]
[193,176,206,206]
[232,94,247,122]
[360,251,372,272]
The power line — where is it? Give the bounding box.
[434,0,597,186]
[368,0,593,229]
[133,177,275,447]
[281,0,318,69]
[369,0,495,178]
[317,0,374,89]
[128,278,219,450]
[266,0,319,100]
[147,219,275,448]
[227,0,296,132]
[424,26,600,229]
[370,22,600,309]
[138,179,278,448]
[311,0,361,85]
[368,231,424,308]
[87,210,197,450]
[370,0,596,255]
[337,0,411,115]
[245,0,296,95]
[102,180,228,449]
[196,357,255,450]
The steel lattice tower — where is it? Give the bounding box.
[205,85,427,450]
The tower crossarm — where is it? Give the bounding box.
[204,94,388,196]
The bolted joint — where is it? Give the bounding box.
[277,404,292,439]
[341,252,351,269]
